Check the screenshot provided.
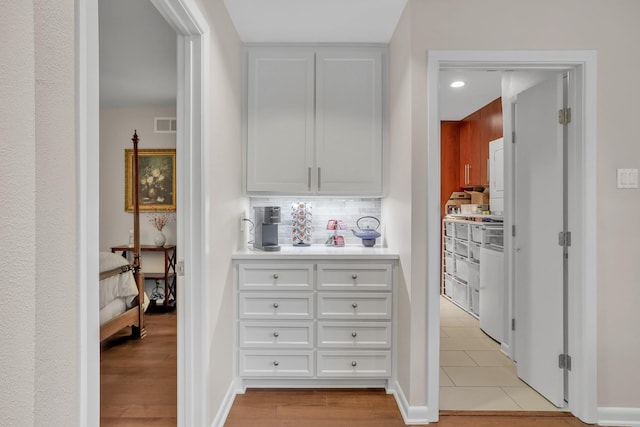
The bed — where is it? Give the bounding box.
[99,130,147,341]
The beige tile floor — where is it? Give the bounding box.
[440,296,562,411]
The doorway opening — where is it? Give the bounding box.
[78,0,210,425]
[438,69,568,412]
[426,50,597,424]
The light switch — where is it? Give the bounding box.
[617,168,638,189]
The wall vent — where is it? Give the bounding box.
[155,117,177,133]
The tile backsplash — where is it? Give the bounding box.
[249,198,382,247]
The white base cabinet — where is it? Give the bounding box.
[235,257,396,388]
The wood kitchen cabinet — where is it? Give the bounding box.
[458,97,503,187]
[441,121,460,217]
[245,46,384,196]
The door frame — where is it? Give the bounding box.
[77,1,210,426]
[426,50,597,423]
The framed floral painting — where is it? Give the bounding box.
[124,148,176,212]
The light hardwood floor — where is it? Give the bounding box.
[99,309,589,426]
[100,310,177,427]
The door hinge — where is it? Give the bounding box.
[512,225,516,237]
[512,131,516,143]
[512,318,516,331]
[558,231,572,247]
[558,108,572,125]
[177,260,185,277]
[559,354,572,371]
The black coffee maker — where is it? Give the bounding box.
[254,206,281,251]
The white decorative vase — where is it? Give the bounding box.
[154,230,166,247]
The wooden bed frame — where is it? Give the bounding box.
[100,130,146,341]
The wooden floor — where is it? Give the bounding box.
[224,388,591,427]
[100,310,591,427]
[100,310,177,427]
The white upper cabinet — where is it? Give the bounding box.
[246,48,315,193]
[245,46,385,196]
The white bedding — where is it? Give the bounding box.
[99,251,149,325]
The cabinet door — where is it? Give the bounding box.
[459,111,481,186]
[246,48,315,193]
[315,48,383,195]
[478,97,503,185]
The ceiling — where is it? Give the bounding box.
[98,0,501,119]
[224,0,408,44]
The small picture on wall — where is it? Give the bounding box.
[124,148,176,212]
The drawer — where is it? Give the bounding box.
[444,221,454,237]
[454,254,469,282]
[317,263,391,291]
[239,292,313,319]
[452,279,469,310]
[471,224,484,243]
[454,239,469,257]
[454,222,469,239]
[469,241,481,262]
[239,350,313,377]
[467,261,479,291]
[444,236,453,252]
[317,293,391,320]
[317,321,391,349]
[444,252,454,274]
[238,264,314,290]
[316,351,391,377]
[444,274,454,298]
[239,321,314,348]
[470,289,479,316]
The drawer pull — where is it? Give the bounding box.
[351,361,357,367]
[273,360,279,366]
[351,332,357,338]
[352,303,358,309]
[273,303,279,309]
[351,274,358,280]
[273,332,279,337]
[273,273,279,279]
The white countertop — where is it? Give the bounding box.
[232,245,399,260]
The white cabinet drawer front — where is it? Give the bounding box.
[316,351,391,377]
[317,293,391,319]
[239,350,314,377]
[239,321,314,348]
[239,293,314,319]
[317,321,391,349]
[239,264,314,290]
[317,263,391,291]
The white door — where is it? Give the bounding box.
[514,74,565,407]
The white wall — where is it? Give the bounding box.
[384,0,420,407]
[0,2,36,425]
[388,0,640,411]
[1,0,78,425]
[99,106,177,274]
[193,0,246,423]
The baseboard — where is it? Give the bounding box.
[598,407,640,426]
[392,380,430,425]
[210,379,241,427]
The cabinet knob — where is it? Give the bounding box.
[273,331,279,338]
[351,274,358,280]
[273,273,279,279]
[351,361,357,367]
[273,302,279,309]
[352,303,358,309]
[273,360,279,366]
[351,332,357,338]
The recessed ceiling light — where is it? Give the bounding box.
[450,81,465,88]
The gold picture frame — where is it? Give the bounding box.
[124,148,176,212]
